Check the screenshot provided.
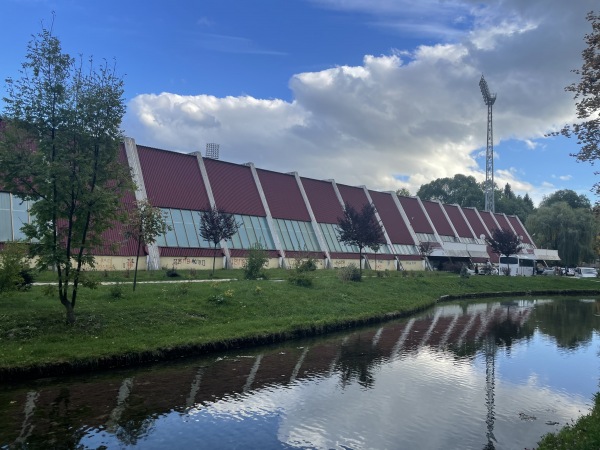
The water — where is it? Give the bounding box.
[1,298,599,449]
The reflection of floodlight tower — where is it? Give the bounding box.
[479,75,496,213]
[206,143,220,160]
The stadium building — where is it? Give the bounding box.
[0,137,559,272]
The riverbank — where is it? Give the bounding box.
[1,269,598,382]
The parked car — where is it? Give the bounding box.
[539,267,556,276]
[575,267,598,278]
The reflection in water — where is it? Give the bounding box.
[1,298,598,449]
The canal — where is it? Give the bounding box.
[1,297,599,449]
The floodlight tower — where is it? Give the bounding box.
[479,75,496,213]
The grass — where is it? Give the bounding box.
[2,268,599,447]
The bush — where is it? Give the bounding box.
[244,243,269,280]
[166,267,180,278]
[288,271,313,287]
[0,242,31,293]
[338,264,361,282]
[109,283,125,299]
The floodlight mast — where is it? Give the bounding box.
[479,75,496,213]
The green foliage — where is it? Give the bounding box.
[557,12,600,195]
[108,283,125,300]
[165,268,181,278]
[540,189,591,210]
[338,264,362,282]
[337,202,384,276]
[536,393,600,450]
[288,271,313,287]
[0,23,129,323]
[0,242,31,293]
[176,281,192,296]
[244,242,269,280]
[199,205,239,275]
[526,202,596,266]
[417,174,484,209]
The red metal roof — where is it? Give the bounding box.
[462,208,488,239]
[422,200,454,237]
[337,183,369,210]
[256,169,310,221]
[203,159,265,216]
[479,210,499,234]
[507,215,533,245]
[398,197,433,234]
[443,204,474,239]
[300,177,344,224]
[369,190,414,244]
[137,145,210,211]
[493,213,512,233]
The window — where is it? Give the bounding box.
[274,219,320,252]
[0,193,12,242]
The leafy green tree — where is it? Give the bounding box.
[395,187,411,197]
[199,205,239,275]
[495,184,535,223]
[124,200,170,291]
[0,242,31,293]
[417,174,484,209]
[485,228,523,275]
[557,12,600,194]
[0,25,130,323]
[540,189,591,210]
[526,202,596,266]
[337,203,384,277]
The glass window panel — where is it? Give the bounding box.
[13,211,29,240]
[300,221,317,251]
[250,216,267,248]
[237,218,251,248]
[242,216,257,246]
[289,221,304,251]
[0,192,10,210]
[260,217,275,249]
[162,209,178,247]
[277,219,293,251]
[0,210,12,241]
[283,220,298,250]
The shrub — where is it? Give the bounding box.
[0,242,31,293]
[244,243,269,280]
[166,267,180,278]
[288,271,313,287]
[177,281,193,296]
[109,283,125,299]
[338,264,361,282]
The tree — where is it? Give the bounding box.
[540,189,591,210]
[485,228,523,275]
[417,174,484,209]
[526,201,596,266]
[199,205,239,275]
[494,184,535,223]
[337,202,384,277]
[395,187,411,197]
[557,12,600,194]
[0,24,130,323]
[124,200,170,291]
[417,241,436,270]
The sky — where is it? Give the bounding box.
[1,0,598,206]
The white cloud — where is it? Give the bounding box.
[124,0,596,198]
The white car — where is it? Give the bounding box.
[575,267,598,278]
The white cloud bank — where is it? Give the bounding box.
[125,0,595,197]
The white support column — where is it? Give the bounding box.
[456,204,478,240]
[416,196,443,245]
[123,137,161,270]
[439,202,460,239]
[292,172,331,268]
[503,214,518,236]
[191,152,232,267]
[246,162,286,267]
[474,208,493,238]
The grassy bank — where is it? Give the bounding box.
[1,269,598,381]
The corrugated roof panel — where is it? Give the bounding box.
[369,190,414,244]
[443,204,474,239]
[398,197,433,234]
[137,145,209,211]
[204,159,265,216]
[422,200,454,237]
[301,177,344,224]
[479,210,499,234]
[462,208,488,239]
[256,169,310,221]
[337,184,369,210]
[507,215,533,245]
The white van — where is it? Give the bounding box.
[498,255,535,276]
[575,267,598,278]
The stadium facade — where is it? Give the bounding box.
[0,137,559,272]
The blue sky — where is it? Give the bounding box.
[1,0,597,206]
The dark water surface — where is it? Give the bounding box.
[1,297,599,450]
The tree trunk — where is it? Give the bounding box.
[133,235,141,291]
